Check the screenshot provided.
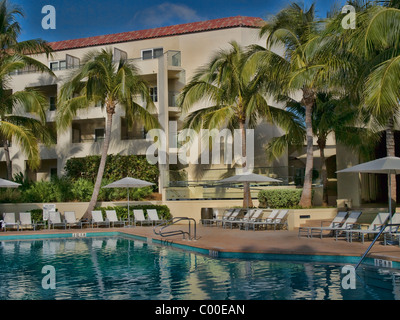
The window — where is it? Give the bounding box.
[95,128,105,142]
[49,60,66,71]
[49,96,57,111]
[141,48,163,60]
[150,87,158,102]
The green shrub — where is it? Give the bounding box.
[71,178,94,202]
[95,204,172,221]
[64,154,159,191]
[258,189,303,208]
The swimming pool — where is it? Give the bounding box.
[0,235,399,300]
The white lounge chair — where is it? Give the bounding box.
[147,209,166,226]
[201,208,234,227]
[105,210,126,227]
[310,211,362,239]
[2,212,19,231]
[224,208,260,229]
[49,211,67,229]
[91,211,110,228]
[64,211,89,229]
[248,209,289,231]
[242,209,268,230]
[344,212,391,243]
[133,209,151,226]
[298,211,348,238]
[18,212,35,231]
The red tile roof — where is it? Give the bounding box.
[49,16,264,52]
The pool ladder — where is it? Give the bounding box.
[153,217,197,241]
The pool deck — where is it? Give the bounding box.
[2,224,400,263]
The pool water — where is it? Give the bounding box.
[0,236,398,300]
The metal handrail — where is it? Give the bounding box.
[153,217,197,240]
[355,223,400,270]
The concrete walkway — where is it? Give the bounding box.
[2,224,400,263]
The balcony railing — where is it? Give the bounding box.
[10,50,182,76]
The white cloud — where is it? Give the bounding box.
[132,2,205,28]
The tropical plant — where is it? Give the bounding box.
[178,41,298,208]
[267,92,380,206]
[247,2,323,207]
[320,1,400,210]
[57,48,159,219]
[0,0,54,179]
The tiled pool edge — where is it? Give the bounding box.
[1,230,399,270]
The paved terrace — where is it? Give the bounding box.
[1,224,400,263]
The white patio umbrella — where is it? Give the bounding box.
[0,178,21,188]
[102,177,154,226]
[217,171,281,211]
[336,156,400,224]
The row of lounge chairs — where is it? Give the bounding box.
[298,210,400,244]
[201,208,289,231]
[0,209,166,231]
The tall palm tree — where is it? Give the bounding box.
[57,48,159,219]
[267,92,380,206]
[321,1,400,211]
[248,2,323,207]
[0,0,54,179]
[178,41,298,208]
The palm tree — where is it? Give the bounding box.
[321,1,400,211]
[0,0,54,179]
[267,92,380,206]
[178,41,298,208]
[57,48,159,219]
[248,2,324,207]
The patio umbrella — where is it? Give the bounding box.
[0,178,21,188]
[217,171,281,211]
[102,177,154,226]
[336,156,400,224]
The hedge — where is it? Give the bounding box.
[258,189,304,209]
[64,154,159,190]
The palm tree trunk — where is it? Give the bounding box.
[3,140,12,181]
[299,88,315,208]
[239,119,253,209]
[386,117,396,213]
[318,138,328,207]
[83,109,114,220]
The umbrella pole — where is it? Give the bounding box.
[389,172,393,227]
[127,188,130,226]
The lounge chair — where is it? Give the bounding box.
[221,209,243,228]
[147,209,166,226]
[64,211,89,229]
[2,213,19,231]
[224,208,260,229]
[298,211,348,238]
[91,211,110,228]
[18,212,36,231]
[49,211,67,230]
[105,210,126,227]
[309,211,362,239]
[201,208,231,227]
[133,209,151,226]
[344,212,391,243]
[242,209,268,230]
[248,209,289,231]
[380,213,400,245]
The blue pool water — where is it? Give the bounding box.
[0,236,399,300]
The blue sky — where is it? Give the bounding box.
[13,0,348,42]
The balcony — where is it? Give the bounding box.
[71,119,105,143]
